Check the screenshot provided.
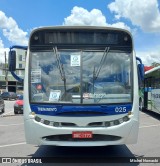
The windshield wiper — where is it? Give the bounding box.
[92,47,110,96]
[53,47,67,94]
[93,47,110,81]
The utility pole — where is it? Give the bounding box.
[4,51,8,92]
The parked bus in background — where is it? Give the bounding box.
[9,26,144,146]
[143,65,160,114]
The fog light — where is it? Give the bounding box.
[35,116,41,122]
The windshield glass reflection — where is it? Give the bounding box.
[30,49,132,104]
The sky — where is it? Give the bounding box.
[0,0,160,65]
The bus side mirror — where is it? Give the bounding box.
[136,57,144,82]
[138,64,144,81]
[8,50,16,72]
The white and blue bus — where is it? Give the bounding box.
[9,26,144,146]
[143,66,160,114]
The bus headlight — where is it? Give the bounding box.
[104,115,130,128]
[43,120,50,125]
[119,118,123,124]
[123,116,129,122]
[35,116,41,122]
[104,122,110,127]
[34,115,130,128]
[114,120,120,125]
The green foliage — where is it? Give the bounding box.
[151,62,160,67]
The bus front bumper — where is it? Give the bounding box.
[24,116,139,146]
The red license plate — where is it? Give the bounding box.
[72,131,93,139]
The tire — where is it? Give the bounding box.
[2,108,5,113]
[14,109,18,114]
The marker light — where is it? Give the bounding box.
[128,111,132,116]
[31,112,36,116]
[34,35,39,40]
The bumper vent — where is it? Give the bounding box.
[42,134,121,142]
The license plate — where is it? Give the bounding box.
[72,131,93,139]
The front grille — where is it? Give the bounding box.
[42,134,121,142]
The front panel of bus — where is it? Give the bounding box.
[24,27,139,146]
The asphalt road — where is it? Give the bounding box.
[0,100,159,166]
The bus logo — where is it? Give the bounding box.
[38,107,57,112]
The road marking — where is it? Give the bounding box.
[0,123,24,127]
[139,124,160,128]
[0,111,13,117]
[2,111,13,115]
[0,142,26,148]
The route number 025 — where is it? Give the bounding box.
[115,107,127,113]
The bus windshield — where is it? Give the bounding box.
[30,48,132,104]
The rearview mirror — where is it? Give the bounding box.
[8,50,16,72]
[138,63,144,81]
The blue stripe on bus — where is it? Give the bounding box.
[30,104,132,117]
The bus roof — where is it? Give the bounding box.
[145,65,160,75]
[31,26,131,34]
[29,26,133,51]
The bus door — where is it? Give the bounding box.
[144,77,153,110]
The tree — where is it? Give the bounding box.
[151,62,160,67]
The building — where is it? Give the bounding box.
[0,48,26,93]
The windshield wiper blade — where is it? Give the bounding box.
[53,47,66,94]
[93,47,110,81]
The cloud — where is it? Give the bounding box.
[63,6,160,66]
[137,50,160,66]
[64,6,107,26]
[63,6,131,31]
[108,0,160,33]
[0,11,28,45]
[0,39,4,63]
[0,38,9,63]
[0,38,4,48]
